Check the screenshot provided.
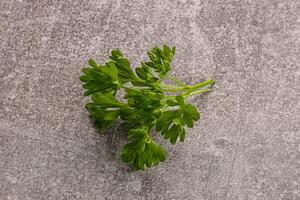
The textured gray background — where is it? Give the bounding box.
[1,0,299,199]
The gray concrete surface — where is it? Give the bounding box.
[1,0,299,199]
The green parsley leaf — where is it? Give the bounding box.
[146,45,175,77]
[109,49,137,84]
[121,128,166,170]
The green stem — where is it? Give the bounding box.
[181,79,214,96]
[160,84,185,89]
[121,85,152,90]
[183,88,212,98]
[188,79,215,91]
[160,84,189,92]
[165,75,186,86]
[122,78,215,94]
[160,79,214,93]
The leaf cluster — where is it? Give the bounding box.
[80,45,214,170]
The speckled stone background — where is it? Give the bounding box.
[0,0,299,199]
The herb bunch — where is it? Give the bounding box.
[80,45,215,170]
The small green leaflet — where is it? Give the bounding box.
[146,45,176,77]
[156,96,200,144]
[121,129,166,170]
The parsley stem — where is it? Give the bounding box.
[189,79,215,91]
[120,85,151,90]
[183,88,212,98]
[160,84,190,91]
[165,75,186,86]
[181,79,214,95]
[161,88,187,92]
[160,79,214,93]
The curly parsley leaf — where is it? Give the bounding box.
[121,128,166,170]
[146,45,175,78]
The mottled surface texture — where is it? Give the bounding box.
[0,0,299,199]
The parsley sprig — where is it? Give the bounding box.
[80,45,215,170]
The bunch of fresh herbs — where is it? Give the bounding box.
[80,45,214,170]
